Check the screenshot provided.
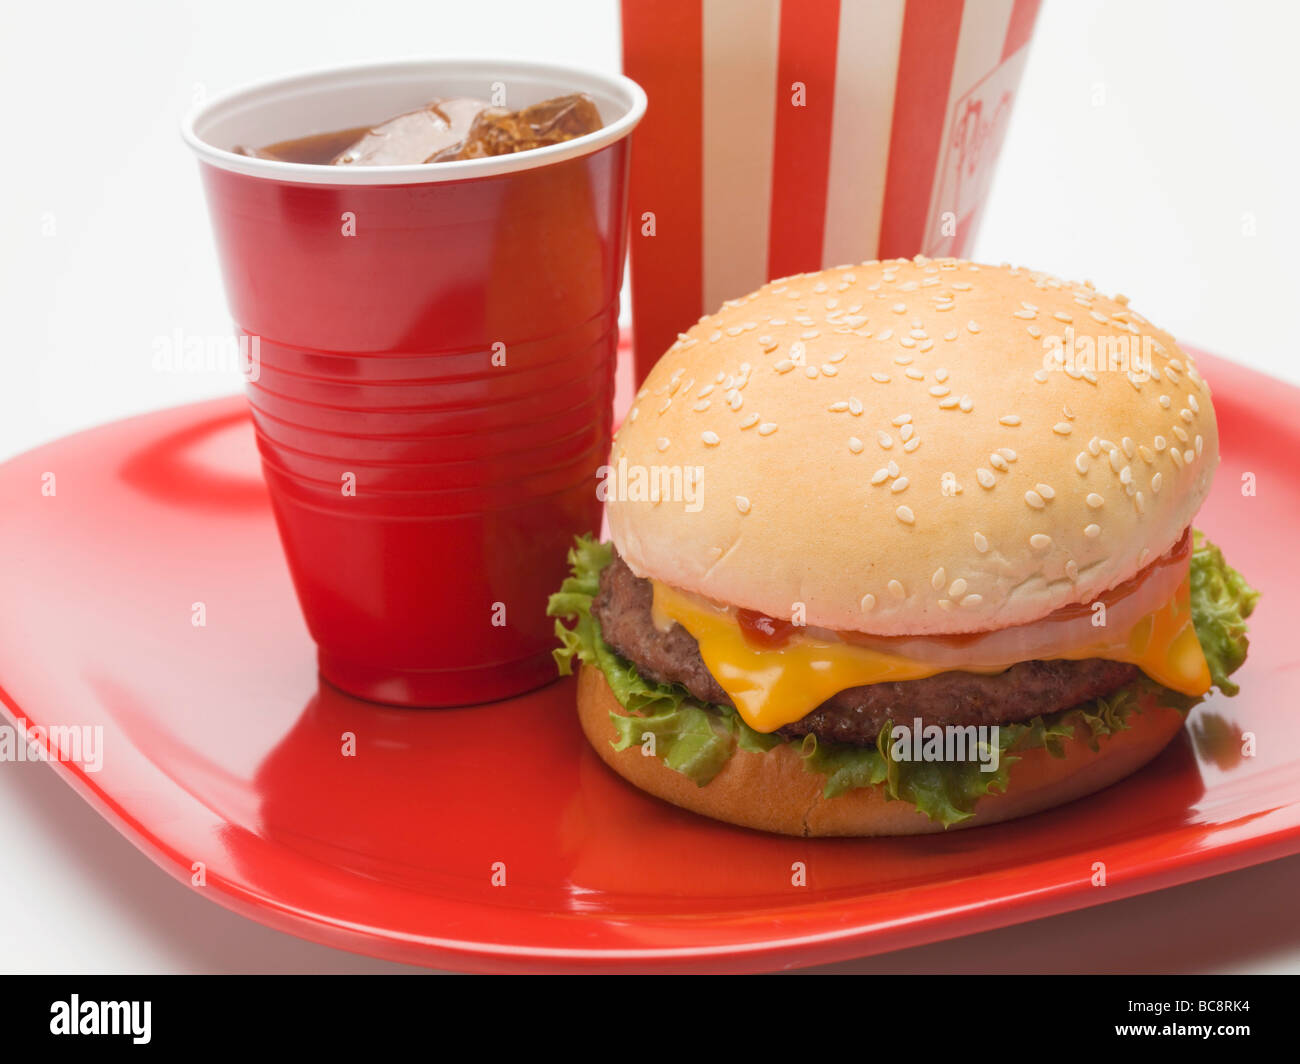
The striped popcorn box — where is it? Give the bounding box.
[621,0,1041,381]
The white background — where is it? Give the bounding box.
[2,0,1297,973]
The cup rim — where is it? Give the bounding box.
[181,56,647,186]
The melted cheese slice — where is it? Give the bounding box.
[652,577,1211,734]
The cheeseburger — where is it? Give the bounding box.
[549,257,1257,836]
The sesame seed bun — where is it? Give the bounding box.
[607,257,1218,635]
[576,664,1187,837]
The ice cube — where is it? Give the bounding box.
[431,94,603,162]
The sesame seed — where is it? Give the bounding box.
[878,431,894,449]
[900,424,915,442]
[848,437,864,454]
[877,328,894,341]
[892,303,906,314]
[895,505,915,525]
[656,437,670,451]
[1159,395,1172,408]
[1135,491,1146,514]
[939,397,959,408]
[990,454,1008,471]
[1188,394,1200,413]
[1088,437,1101,456]
[821,363,838,377]
[891,477,909,493]
[709,330,722,342]
[1075,452,1090,474]
[949,578,968,597]
[1173,425,1189,443]
[1053,311,1073,323]
[701,431,719,446]
[974,532,989,553]
[775,359,794,373]
[871,371,891,384]
[1013,309,1036,319]
[693,399,711,411]
[1184,448,1195,464]
[888,579,906,600]
[1087,493,1104,508]
[1120,465,1133,485]
[929,385,950,397]
[758,422,778,436]
[903,438,920,452]
[1138,445,1154,463]
[1151,473,1162,493]
[1036,483,1056,499]
[871,467,890,485]
[1030,533,1052,550]
[1109,449,1124,472]
[860,593,876,612]
[735,495,751,514]
[740,413,760,429]
[967,320,981,333]
[999,415,1022,426]
[976,468,996,488]
[1179,408,1193,423]
[944,330,959,341]
[828,401,850,412]
[1033,369,1049,383]
[931,568,946,590]
[961,594,983,608]
[1084,523,1101,538]
[658,399,672,415]
[804,365,819,379]
[888,460,900,477]
[1053,422,1072,435]
[1195,434,1204,456]
[906,369,925,381]
[1025,490,1046,509]
[1065,560,1080,582]
[1154,435,1167,451]
[849,397,863,415]
[1028,325,1043,339]
[827,349,848,363]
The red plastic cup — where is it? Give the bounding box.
[183,59,645,706]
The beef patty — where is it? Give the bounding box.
[591,550,1140,746]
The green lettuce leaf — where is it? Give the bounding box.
[547,531,1258,827]
[1189,530,1259,695]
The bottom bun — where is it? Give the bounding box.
[576,665,1186,837]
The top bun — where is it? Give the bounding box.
[607,257,1219,635]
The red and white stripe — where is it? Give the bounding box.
[622,0,1041,381]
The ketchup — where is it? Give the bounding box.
[737,608,796,648]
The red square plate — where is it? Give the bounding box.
[0,348,1295,973]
